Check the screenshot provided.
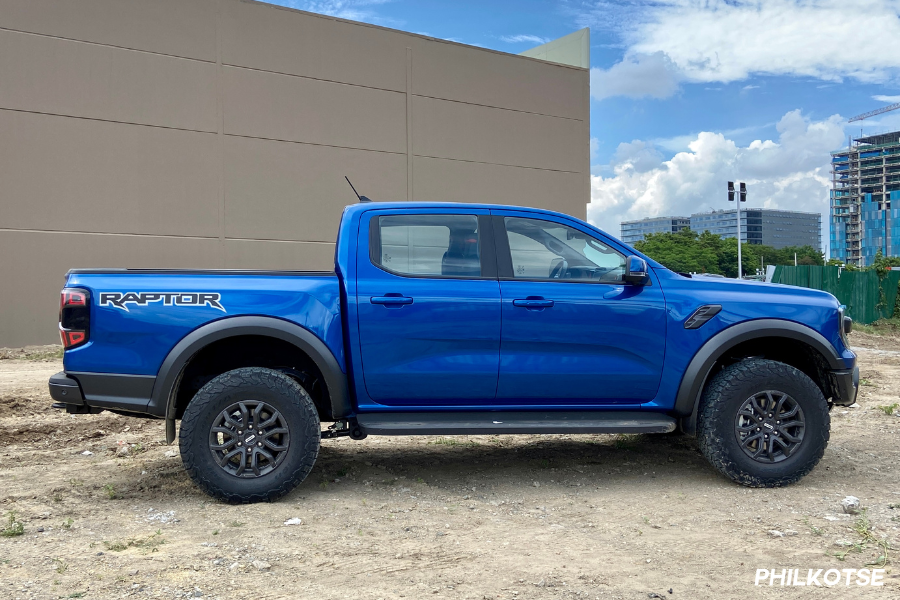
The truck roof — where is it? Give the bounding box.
[341,201,596,226]
[340,201,660,268]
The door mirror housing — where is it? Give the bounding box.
[623,256,649,285]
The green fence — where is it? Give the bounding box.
[771,265,900,324]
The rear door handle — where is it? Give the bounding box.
[371,295,413,306]
[512,298,554,309]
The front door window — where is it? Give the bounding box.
[504,217,625,283]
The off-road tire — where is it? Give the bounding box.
[697,358,829,487]
[179,367,320,503]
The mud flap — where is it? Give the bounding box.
[166,417,176,444]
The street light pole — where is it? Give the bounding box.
[728,182,747,279]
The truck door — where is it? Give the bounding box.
[355,210,500,406]
[493,212,666,404]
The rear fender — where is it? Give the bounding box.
[150,316,350,443]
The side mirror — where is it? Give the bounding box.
[623,255,649,285]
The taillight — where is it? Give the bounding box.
[59,288,91,349]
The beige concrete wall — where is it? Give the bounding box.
[0,0,590,347]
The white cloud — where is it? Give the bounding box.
[500,34,550,44]
[581,0,900,99]
[635,0,900,84]
[591,52,682,100]
[587,110,845,248]
[651,122,776,153]
[742,85,760,91]
[274,0,395,24]
[612,140,665,173]
[874,94,900,103]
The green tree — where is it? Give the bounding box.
[870,249,900,276]
[633,229,825,277]
[634,228,722,274]
[717,237,769,278]
[769,245,824,266]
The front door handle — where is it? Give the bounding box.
[371,294,413,307]
[512,297,554,309]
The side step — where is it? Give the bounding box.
[356,411,676,436]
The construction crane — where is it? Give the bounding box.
[848,102,900,123]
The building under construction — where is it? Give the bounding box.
[830,131,900,266]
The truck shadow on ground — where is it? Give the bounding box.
[302,432,725,494]
[90,433,729,503]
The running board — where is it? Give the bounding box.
[355,411,676,436]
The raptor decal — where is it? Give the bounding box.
[99,292,225,312]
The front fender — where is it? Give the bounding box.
[673,318,846,421]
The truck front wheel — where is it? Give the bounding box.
[179,367,320,503]
[697,358,829,487]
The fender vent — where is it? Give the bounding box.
[684,304,722,329]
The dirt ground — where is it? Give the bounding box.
[1,336,898,600]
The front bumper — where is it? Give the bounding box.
[829,366,859,406]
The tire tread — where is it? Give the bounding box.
[697,358,829,488]
[179,367,320,503]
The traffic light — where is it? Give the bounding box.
[728,181,735,202]
[739,182,747,202]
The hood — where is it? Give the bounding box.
[656,269,840,308]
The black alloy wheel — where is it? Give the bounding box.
[209,400,291,478]
[734,391,806,464]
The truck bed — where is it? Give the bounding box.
[63,269,344,378]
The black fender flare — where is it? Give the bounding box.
[149,316,350,443]
[673,319,844,427]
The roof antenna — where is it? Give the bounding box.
[345,176,371,202]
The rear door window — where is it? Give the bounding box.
[372,214,481,278]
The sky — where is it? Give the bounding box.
[264,0,900,256]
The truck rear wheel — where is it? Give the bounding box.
[697,358,829,487]
[179,367,320,503]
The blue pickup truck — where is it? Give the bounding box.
[49,202,858,502]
